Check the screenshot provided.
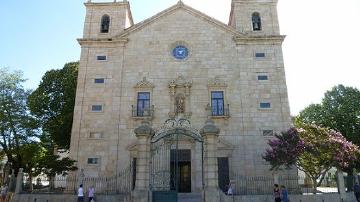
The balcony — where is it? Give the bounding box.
[207,104,230,119]
[131,105,154,120]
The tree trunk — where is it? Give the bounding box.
[312,178,318,194]
[49,175,55,191]
[29,172,33,191]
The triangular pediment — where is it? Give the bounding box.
[114,1,243,39]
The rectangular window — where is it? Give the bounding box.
[260,102,271,109]
[94,78,105,84]
[96,55,107,61]
[91,105,103,112]
[255,52,265,58]
[263,130,274,136]
[137,92,150,116]
[87,158,99,165]
[257,75,268,80]
[211,91,224,116]
[89,132,103,139]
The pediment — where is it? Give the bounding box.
[114,1,243,39]
[134,77,155,89]
[208,76,228,88]
[217,138,234,150]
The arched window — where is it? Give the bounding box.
[100,15,110,33]
[252,12,262,31]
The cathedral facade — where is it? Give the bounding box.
[70,0,292,198]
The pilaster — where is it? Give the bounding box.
[201,119,221,202]
[133,121,154,202]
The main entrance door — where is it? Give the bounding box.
[150,118,203,202]
[170,149,191,193]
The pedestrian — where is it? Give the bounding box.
[354,182,360,202]
[88,185,95,202]
[281,185,289,202]
[78,184,84,202]
[274,184,281,202]
[0,184,8,202]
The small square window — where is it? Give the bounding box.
[257,75,268,80]
[263,130,274,136]
[87,158,99,165]
[255,53,265,58]
[91,105,103,112]
[96,55,107,61]
[94,78,105,84]
[260,102,271,109]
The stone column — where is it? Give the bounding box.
[15,168,23,194]
[9,169,16,192]
[337,170,346,201]
[200,119,220,202]
[273,171,279,185]
[133,121,154,202]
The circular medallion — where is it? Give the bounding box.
[172,45,189,60]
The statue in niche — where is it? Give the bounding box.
[175,95,185,114]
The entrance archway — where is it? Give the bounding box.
[150,118,204,202]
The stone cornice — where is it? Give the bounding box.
[232,0,278,5]
[84,1,129,7]
[233,35,285,45]
[77,38,128,46]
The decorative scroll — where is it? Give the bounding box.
[152,118,202,143]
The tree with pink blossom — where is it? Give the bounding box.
[263,124,360,193]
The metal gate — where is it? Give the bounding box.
[150,118,204,202]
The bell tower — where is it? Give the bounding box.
[82,0,133,39]
[229,0,280,35]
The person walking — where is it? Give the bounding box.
[88,185,95,202]
[77,184,84,202]
[273,184,281,202]
[0,184,8,202]
[354,182,360,202]
[281,185,289,202]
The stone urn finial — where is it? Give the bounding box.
[200,119,220,136]
[134,121,154,137]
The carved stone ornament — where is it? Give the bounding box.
[134,77,155,89]
[168,74,192,89]
[208,76,227,88]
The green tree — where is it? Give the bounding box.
[19,143,44,191]
[28,62,79,149]
[0,68,39,175]
[297,84,360,146]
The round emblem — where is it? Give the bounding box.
[172,45,189,60]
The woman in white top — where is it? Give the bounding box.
[77,184,84,202]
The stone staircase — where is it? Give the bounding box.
[178,193,202,202]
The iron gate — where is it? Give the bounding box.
[150,118,204,202]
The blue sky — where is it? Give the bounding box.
[1,0,359,115]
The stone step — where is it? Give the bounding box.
[178,193,202,202]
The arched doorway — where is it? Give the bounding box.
[150,118,204,202]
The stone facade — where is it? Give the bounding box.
[70,0,292,193]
